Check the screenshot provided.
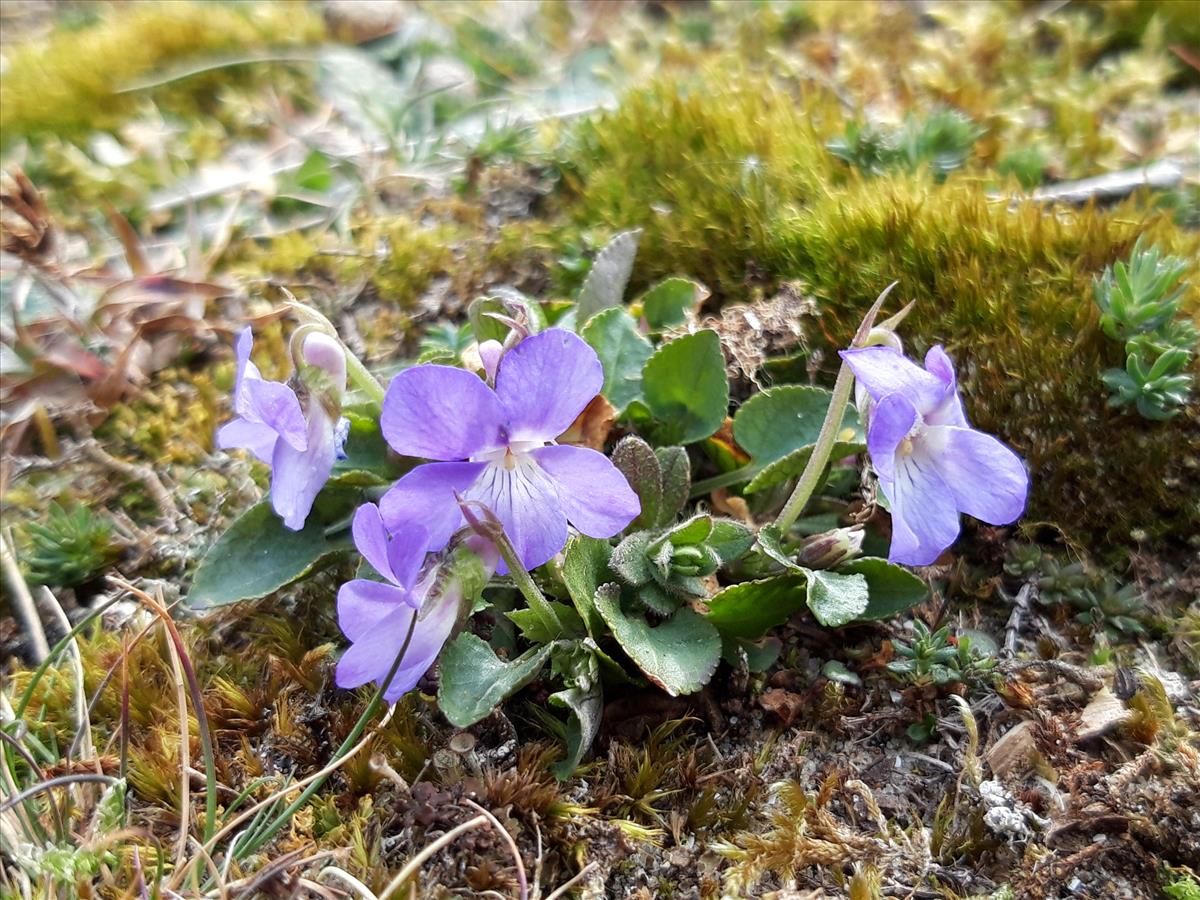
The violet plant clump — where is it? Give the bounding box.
[840,344,1029,566]
[378,327,641,571]
[216,326,349,530]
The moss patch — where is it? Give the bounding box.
[0,1,324,142]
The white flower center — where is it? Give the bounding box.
[473,439,547,470]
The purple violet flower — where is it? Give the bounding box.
[335,503,495,701]
[840,344,1029,566]
[216,327,348,531]
[378,328,640,573]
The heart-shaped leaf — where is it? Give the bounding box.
[840,557,929,620]
[704,574,809,640]
[638,277,709,329]
[805,569,869,627]
[188,501,351,608]
[594,584,720,695]
[733,385,836,464]
[642,330,729,445]
[581,307,653,413]
[438,634,553,727]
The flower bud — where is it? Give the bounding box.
[796,526,865,570]
[301,332,347,391]
[478,340,503,383]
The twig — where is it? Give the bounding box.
[544,863,600,900]
[77,439,181,531]
[1026,159,1188,205]
[379,815,490,900]
[465,798,528,900]
[1002,582,1034,658]
[318,865,379,900]
[0,528,49,662]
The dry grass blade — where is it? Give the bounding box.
[379,815,490,900]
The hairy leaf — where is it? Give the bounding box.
[438,635,553,727]
[594,583,721,695]
[576,229,642,324]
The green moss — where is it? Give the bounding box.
[766,175,1199,551]
[0,1,324,142]
[560,70,839,296]
[98,368,223,467]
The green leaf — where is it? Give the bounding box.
[638,277,708,329]
[704,574,809,640]
[745,440,865,494]
[733,385,836,464]
[634,580,679,615]
[576,229,642,324]
[722,635,783,673]
[805,569,869,627]
[468,292,546,344]
[611,435,662,529]
[437,634,553,727]
[293,149,334,192]
[507,603,585,643]
[550,681,603,779]
[330,413,394,484]
[188,502,349,608]
[642,330,729,444]
[655,447,691,526]
[707,519,756,564]
[609,531,655,586]
[594,584,721,695]
[561,535,614,636]
[665,513,713,546]
[581,307,654,413]
[839,557,929,620]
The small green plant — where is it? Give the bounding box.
[827,108,983,181]
[1094,240,1195,420]
[887,621,996,688]
[20,503,120,587]
[1163,870,1200,900]
[1006,545,1148,639]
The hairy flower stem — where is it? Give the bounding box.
[775,283,900,533]
[343,349,386,407]
[459,500,564,638]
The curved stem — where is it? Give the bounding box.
[344,350,386,408]
[773,282,898,534]
[774,363,856,532]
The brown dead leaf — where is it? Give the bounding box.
[557,394,617,451]
[710,487,753,524]
[986,720,1039,778]
[759,688,805,727]
[1076,687,1134,743]
[1,167,57,267]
